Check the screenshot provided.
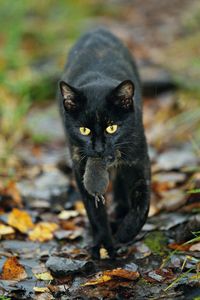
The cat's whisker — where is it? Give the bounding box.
[119,150,131,162]
[115,141,133,146]
[79,154,87,163]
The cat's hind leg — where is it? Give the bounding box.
[114,162,151,243]
[112,170,130,233]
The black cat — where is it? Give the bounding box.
[58,29,151,259]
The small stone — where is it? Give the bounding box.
[46,256,95,277]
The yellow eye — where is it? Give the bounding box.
[79,127,91,136]
[106,124,118,134]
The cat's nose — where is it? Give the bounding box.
[95,149,103,157]
[94,140,104,157]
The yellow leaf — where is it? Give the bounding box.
[29,222,58,242]
[189,272,200,280]
[74,201,86,216]
[82,274,112,286]
[0,257,27,281]
[8,208,34,233]
[58,210,79,220]
[100,247,109,259]
[35,272,53,281]
[0,224,15,236]
[33,287,49,293]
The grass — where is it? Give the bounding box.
[0,0,114,173]
[162,231,200,292]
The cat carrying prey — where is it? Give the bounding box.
[58,28,151,259]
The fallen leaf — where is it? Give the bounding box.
[100,248,109,259]
[0,180,22,208]
[58,210,79,220]
[0,224,15,236]
[152,181,174,194]
[33,287,50,293]
[82,274,112,286]
[104,268,140,280]
[180,202,200,212]
[31,145,42,157]
[29,222,58,242]
[157,189,186,211]
[82,268,139,286]
[35,272,53,281]
[74,201,86,216]
[168,243,191,251]
[59,220,78,230]
[8,208,34,233]
[189,242,200,251]
[0,257,27,281]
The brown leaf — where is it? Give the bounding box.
[168,243,191,251]
[0,257,27,280]
[29,222,58,242]
[152,181,173,194]
[82,268,140,286]
[8,208,34,233]
[0,181,22,208]
[60,220,78,230]
[104,268,140,280]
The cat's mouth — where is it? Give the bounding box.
[104,150,121,167]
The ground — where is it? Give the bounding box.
[0,1,200,299]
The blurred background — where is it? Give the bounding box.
[0,3,200,297]
[0,0,200,180]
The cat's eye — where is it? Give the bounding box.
[79,127,91,136]
[106,124,118,134]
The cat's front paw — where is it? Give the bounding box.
[106,246,116,260]
[90,245,100,260]
[90,244,116,260]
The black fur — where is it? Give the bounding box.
[58,29,151,259]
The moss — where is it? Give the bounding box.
[137,278,151,286]
[144,231,168,256]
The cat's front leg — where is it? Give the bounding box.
[74,167,115,259]
[115,161,151,243]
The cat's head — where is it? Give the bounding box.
[60,80,136,165]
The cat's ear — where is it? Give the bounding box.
[111,80,135,110]
[60,81,79,111]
